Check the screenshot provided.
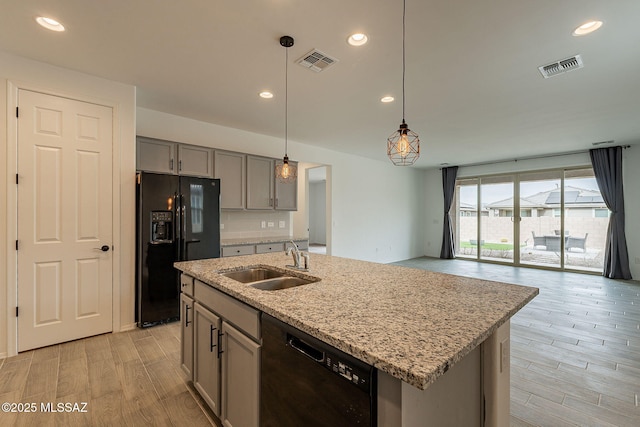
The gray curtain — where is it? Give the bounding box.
[440,166,459,259]
[589,147,632,279]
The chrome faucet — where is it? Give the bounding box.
[285,241,310,271]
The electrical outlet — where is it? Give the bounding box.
[261,221,266,229]
[220,223,224,230]
[500,338,510,373]
[635,257,640,265]
[267,221,275,228]
[279,221,286,228]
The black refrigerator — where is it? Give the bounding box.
[136,172,221,327]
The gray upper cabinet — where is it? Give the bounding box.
[137,137,213,178]
[178,144,214,178]
[274,159,298,210]
[136,136,177,174]
[215,150,246,210]
[246,156,274,210]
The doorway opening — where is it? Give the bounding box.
[307,166,328,255]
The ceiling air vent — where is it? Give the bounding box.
[538,55,584,78]
[296,49,338,72]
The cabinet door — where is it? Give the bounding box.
[180,293,195,379]
[221,322,260,427]
[136,136,177,174]
[246,156,274,210]
[178,144,214,178]
[194,303,222,416]
[215,151,246,209]
[274,160,298,210]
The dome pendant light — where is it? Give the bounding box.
[387,0,420,166]
[275,35,298,183]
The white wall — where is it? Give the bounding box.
[0,51,136,358]
[137,108,426,264]
[423,150,640,279]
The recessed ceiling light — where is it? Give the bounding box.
[259,91,274,99]
[572,20,603,36]
[35,16,65,32]
[381,96,394,103]
[347,33,368,46]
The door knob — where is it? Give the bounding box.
[95,245,110,252]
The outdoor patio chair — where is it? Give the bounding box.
[566,233,588,252]
[554,230,570,236]
[531,231,546,248]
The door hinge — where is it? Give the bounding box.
[15,240,19,250]
[16,307,19,317]
[16,106,19,118]
[16,174,19,185]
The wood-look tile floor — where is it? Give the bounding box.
[0,322,218,427]
[395,257,640,427]
[2,258,638,426]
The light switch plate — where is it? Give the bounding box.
[267,221,275,228]
[279,221,285,228]
[261,221,266,229]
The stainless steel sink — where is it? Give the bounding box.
[220,267,285,283]
[249,276,317,291]
[219,266,319,290]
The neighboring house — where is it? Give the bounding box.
[458,201,489,217]
[485,186,608,218]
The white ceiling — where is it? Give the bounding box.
[2,0,639,169]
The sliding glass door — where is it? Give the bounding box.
[454,167,608,273]
[519,171,563,269]
[480,176,515,263]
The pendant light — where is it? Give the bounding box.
[275,35,298,183]
[387,0,420,166]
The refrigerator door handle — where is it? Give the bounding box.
[180,194,187,259]
[174,194,181,259]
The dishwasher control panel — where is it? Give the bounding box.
[325,352,371,393]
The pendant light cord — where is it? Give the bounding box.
[285,45,289,156]
[402,0,406,123]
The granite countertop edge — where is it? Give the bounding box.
[175,254,538,390]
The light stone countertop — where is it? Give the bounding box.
[220,236,308,247]
[175,253,538,390]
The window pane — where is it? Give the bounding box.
[454,179,478,258]
[480,176,514,263]
[519,172,562,269]
[564,168,607,272]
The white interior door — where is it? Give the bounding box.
[17,89,113,352]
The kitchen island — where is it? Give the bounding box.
[175,252,538,426]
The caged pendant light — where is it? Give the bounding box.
[387,0,420,166]
[275,35,298,183]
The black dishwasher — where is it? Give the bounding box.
[261,313,377,426]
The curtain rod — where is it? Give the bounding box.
[443,145,631,170]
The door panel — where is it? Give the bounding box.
[17,89,113,351]
[479,176,514,263]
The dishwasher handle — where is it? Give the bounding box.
[288,334,325,363]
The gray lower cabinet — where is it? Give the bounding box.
[221,322,260,427]
[182,276,260,427]
[194,302,222,416]
[180,292,194,379]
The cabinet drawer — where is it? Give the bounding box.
[285,240,309,251]
[194,280,260,341]
[222,245,255,257]
[180,274,194,296]
[255,243,284,254]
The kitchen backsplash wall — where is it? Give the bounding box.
[220,210,292,239]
